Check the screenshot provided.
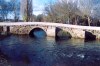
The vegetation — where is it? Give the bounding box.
[0,0,100,26]
[0,0,33,22]
[0,0,20,22]
[44,1,81,24]
[35,14,44,22]
[43,0,100,26]
[24,0,33,22]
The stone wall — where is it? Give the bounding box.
[9,25,56,37]
[84,29,100,39]
[57,27,85,39]
[1,22,100,39]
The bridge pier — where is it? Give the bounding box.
[1,26,10,35]
[71,29,85,39]
[46,27,56,37]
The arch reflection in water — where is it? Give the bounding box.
[29,28,47,38]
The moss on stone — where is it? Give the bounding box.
[57,31,72,39]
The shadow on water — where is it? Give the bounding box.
[0,34,11,40]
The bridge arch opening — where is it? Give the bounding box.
[56,27,72,40]
[85,31,96,42]
[29,28,47,38]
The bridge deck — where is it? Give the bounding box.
[0,22,100,30]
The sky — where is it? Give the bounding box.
[33,0,56,15]
[4,0,100,19]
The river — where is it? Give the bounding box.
[0,34,100,66]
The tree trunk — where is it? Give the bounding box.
[88,16,91,26]
[75,17,77,25]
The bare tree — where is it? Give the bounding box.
[77,0,94,26]
[26,0,33,21]
[10,0,20,22]
[20,0,33,22]
[45,0,82,24]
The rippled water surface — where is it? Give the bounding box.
[0,35,100,66]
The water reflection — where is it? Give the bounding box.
[34,30,46,38]
[0,35,100,66]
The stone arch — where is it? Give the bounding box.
[29,27,47,38]
[56,27,72,40]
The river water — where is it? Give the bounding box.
[0,34,100,66]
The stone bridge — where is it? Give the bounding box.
[0,22,100,39]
